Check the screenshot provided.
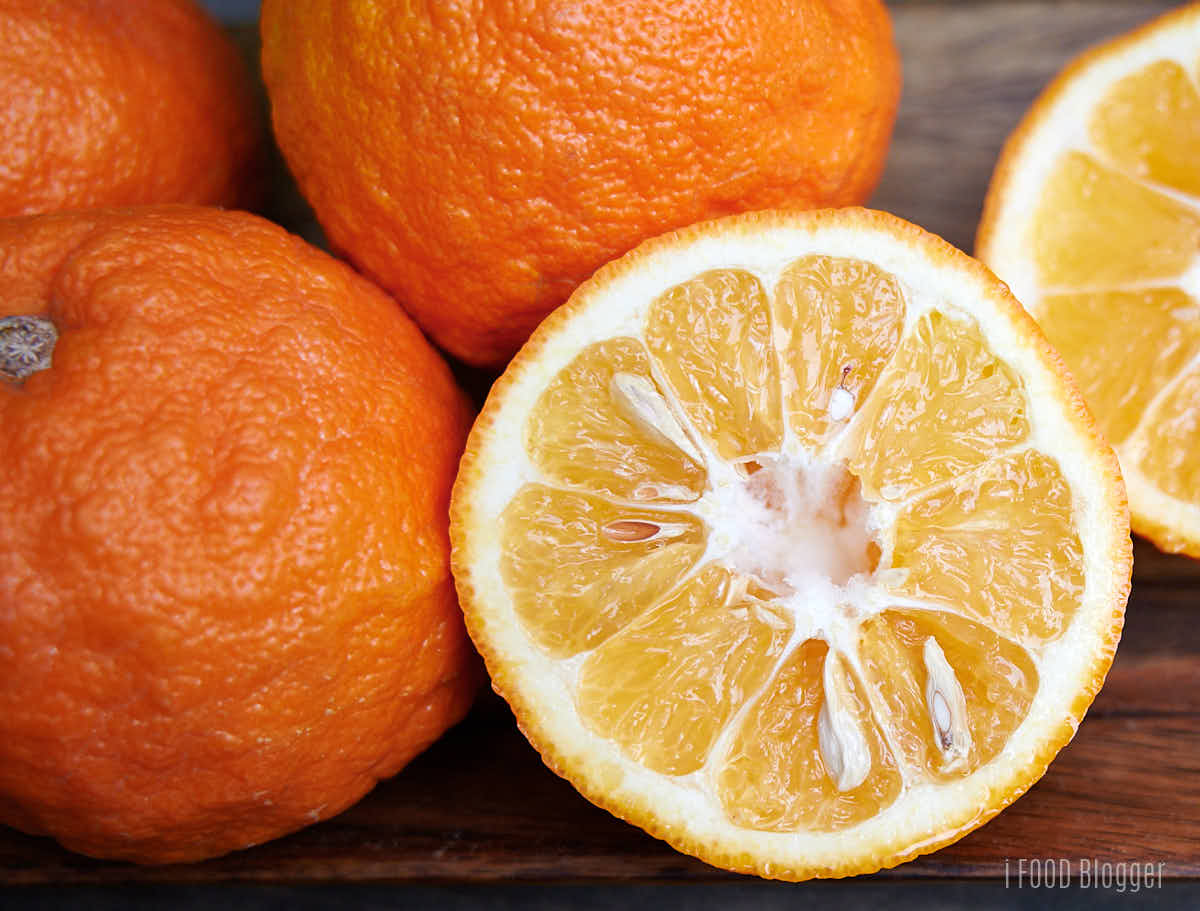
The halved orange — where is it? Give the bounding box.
[978,2,1200,557]
[451,209,1130,879]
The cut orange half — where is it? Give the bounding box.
[451,209,1130,880]
[978,2,1200,557]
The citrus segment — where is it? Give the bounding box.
[526,337,707,503]
[500,484,707,658]
[576,565,793,777]
[453,209,1130,880]
[772,255,906,446]
[1090,60,1200,197]
[1031,152,1200,288]
[858,610,1038,780]
[645,270,783,462]
[845,311,1030,501]
[1129,363,1200,503]
[889,449,1084,644]
[717,640,903,833]
[977,2,1200,556]
[1037,288,1200,445]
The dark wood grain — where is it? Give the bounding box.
[4,0,1199,885]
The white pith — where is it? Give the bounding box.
[457,214,1128,876]
[704,457,873,589]
[977,4,1200,550]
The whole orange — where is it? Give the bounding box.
[0,0,263,216]
[0,206,477,863]
[260,0,901,367]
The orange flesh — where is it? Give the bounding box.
[890,449,1084,645]
[500,484,706,657]
[577,565,793,777]
[1089,60,1200,198]
[500,253,1081,833]
[844,310,1030,501]
[1134,363,1200,502]
[1031,152,1200,288]
[858,610,1038,780]
[1037,289,1200,446]
[527,336,707,503]
[645,269,783,461]
[1028,58,1200,504]
[718,640,904,832]
[773,255,905,446]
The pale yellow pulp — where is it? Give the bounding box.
[501,257,1081,833]
[1031,59,1200,500]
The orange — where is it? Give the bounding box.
[978,2,1200,557]
[260,0,901,367]
[0,0,263,216]
[451,209,1130,879]
[0,206,477,864]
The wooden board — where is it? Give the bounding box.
[3,0,1199,885]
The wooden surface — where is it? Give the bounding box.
[4,0,1199,885]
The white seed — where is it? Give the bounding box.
[610,372,703,464]
[816,651,871,792]
[828,386,855,422]
[923,636,972,768]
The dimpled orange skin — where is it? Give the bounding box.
[260,0,901,367]
[0,207,478,864]
[0,0,263,216]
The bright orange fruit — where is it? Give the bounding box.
[0,207,477,864]
[0,0,263,216]
[452,209,1130,879]
[260,0,901,366]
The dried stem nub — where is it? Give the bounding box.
[1,316,57,382]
